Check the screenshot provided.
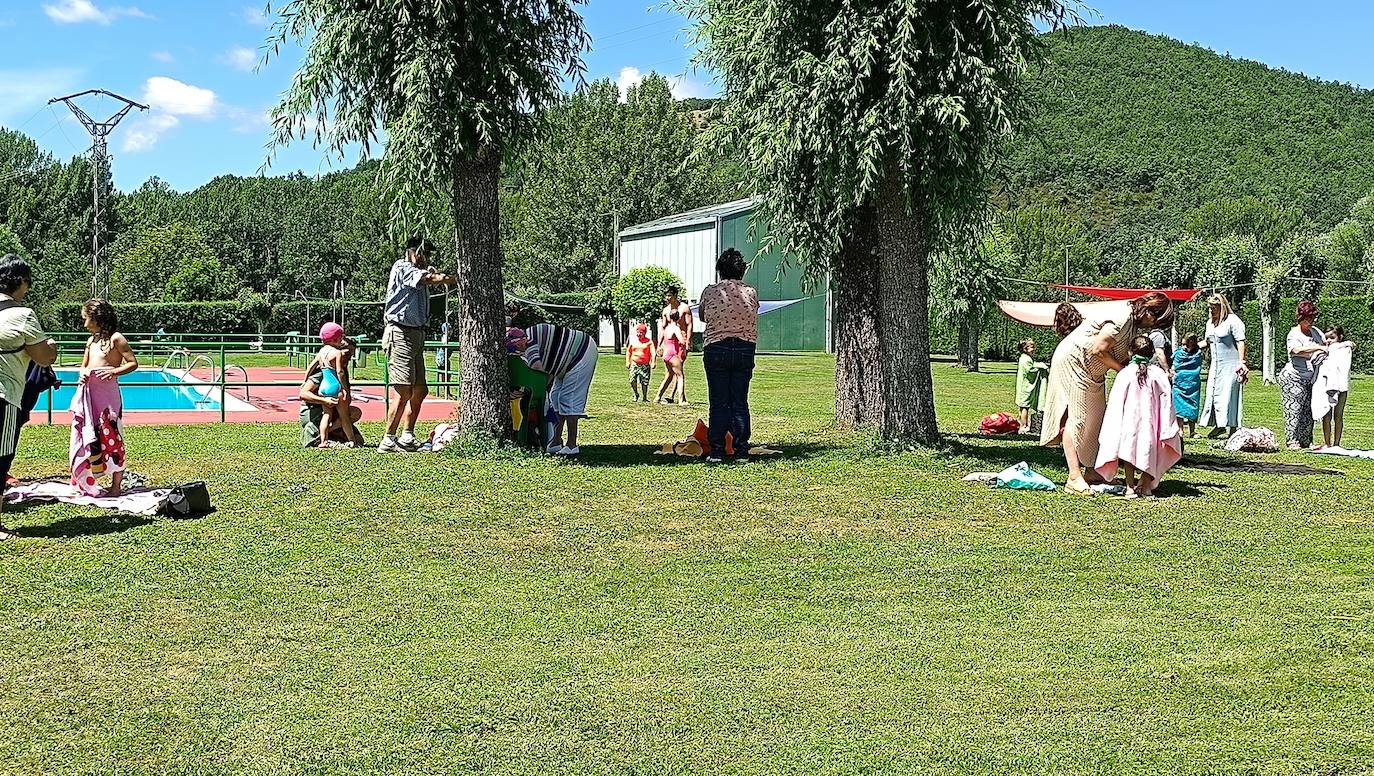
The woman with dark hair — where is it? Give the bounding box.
[0,254,57,539]
[1278,299,1327,449]
[698,247,759,463]
[1040,292,1175,495]
[1052,302,1084,337]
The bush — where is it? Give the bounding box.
[612,266,684,325]
[50,301,254,334]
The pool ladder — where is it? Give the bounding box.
[181,355,252,402]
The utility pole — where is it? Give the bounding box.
[48,90,148,297]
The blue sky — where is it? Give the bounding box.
[1,0,1371,192]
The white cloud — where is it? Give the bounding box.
[43,0,150,24]
[616,66,713,101]
[242,5,267,26]
[142,76,218,117]
[616,66,645,99]
[0,66,83,122]
[222,46,258,72]
[120,77,219,152]
[225,106,271,134]
[121,113,178,153]
[150,50,174,63]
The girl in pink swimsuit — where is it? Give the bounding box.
[657,312,687,404]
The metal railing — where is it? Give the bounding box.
[39,333,463,425]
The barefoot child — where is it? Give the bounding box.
[315,322,361,448]
[1095,336,1183,498]
[71,299,137,496]
[626,323,656,402]
[656,312,687,404]
[1014,339,1048,431]
[1171,334,1203,438]
[1315,326,1354,449]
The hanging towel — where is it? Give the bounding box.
[69,376,126,496]
[1312,341,1353,421]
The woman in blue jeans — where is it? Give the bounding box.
[698,248,760,463]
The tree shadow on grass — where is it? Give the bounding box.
[568,441,843,469]
[1153,479,1228,499]
[941,434,1069,472]
[1180,453,1343,477]
[11,508,155,539]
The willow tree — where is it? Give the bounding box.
[267,0,589,439]
[682,0,1078,443]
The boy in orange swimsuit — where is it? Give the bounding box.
[626,322,656,402]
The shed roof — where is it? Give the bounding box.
[618,197,759,239]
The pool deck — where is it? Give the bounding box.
[35,367,459,427]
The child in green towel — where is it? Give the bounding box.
[1015,339,1049,431]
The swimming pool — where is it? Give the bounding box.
[35,369,256,412]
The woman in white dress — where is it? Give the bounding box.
[1199,294,1248,437]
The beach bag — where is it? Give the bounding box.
[161,481,215,518]
[979,412,1020,435]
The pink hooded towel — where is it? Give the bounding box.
[69,376,126,495]
[1095,362,1183,483]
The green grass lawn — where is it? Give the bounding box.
[2,354,1372,775]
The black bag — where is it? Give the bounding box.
[161,481,215,519]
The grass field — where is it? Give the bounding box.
[2,354,1372,775]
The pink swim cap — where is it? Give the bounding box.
[319,322,345,343]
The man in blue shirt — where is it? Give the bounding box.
[379,237,456,452]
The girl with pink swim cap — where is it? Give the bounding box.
[314,322,361,448]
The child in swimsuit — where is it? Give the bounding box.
[315,322,361,448]
[656,312,687,404]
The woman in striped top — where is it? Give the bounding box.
[512,322,598,456]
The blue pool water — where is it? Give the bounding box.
[36,369,225,412]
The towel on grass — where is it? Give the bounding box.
[3,481,172,516]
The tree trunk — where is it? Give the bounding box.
[611,316,623,354]
[834,204,885,429]
[956,318,973,370]
[1261,308,1276,384]
[874,159,939,444]
[451,148,511,440]
[963,318,982,373]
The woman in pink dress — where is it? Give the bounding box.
[1095,335,1183,498]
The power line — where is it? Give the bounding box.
[47,105,85,155]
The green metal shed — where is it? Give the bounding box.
[618,198,831,352]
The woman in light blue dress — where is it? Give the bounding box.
[1199,294,1249,437]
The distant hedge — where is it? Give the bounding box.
[49,299,446,341]
[50,301,255,335]
[939,294,1374,373]
[1179,295,1374,374]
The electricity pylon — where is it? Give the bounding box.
[48,90,148,297]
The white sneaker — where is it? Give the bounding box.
[554,445,580,456]
[397,434,421,452]
[378,435,400,453]
[546,441,565,454]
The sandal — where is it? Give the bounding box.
[1064,480,1095,496]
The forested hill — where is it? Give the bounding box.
[1002,24,1374,240]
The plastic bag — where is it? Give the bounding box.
[992,461,1056,491]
